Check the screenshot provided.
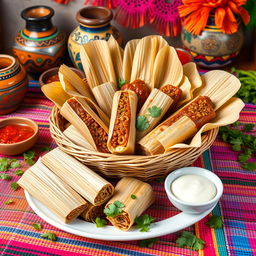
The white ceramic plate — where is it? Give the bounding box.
[25,191,216,241]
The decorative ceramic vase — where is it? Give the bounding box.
[0,55,28,115]
[68,6,122,70]
[181,15,245,68]
[13,5,66,73]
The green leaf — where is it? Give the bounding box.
[232,121,240,127]
[135,214,155,232]
[238,151,252,163]
[0,173,12,180]
[94,217,107,228]
[40,146,51,152]
[138,238,159,248]
[14,170,24,176]
[104,200,125,217]
[242,162,256,171]
[0,158,8,172]
[23,151,36,166]
[232,144,241,152]
[40,232,57,241]
[118,77,126,88]
[136,116,150,131]
[10,182,19,191]
[131,194,137,200]
[10,159,20,169]
[176,231,205,251]
[4,199,14,205]
[147,106,162,118]
[32,223,43,231]
[206,215,223,229]
[243,123,254,132]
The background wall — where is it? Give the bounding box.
[0,0,181,54]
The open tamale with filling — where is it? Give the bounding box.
[104,177,154,231]
[80,202,104,222]
[61,97,109,153]
[138,96,216,155]
[18,160,88,223]
[107,90,138,154]
[41,148,114,206]
[136,85,182,140]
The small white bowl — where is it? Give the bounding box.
[164,167,223,214]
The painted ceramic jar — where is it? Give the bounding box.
[181,15,245,68]
[13,6,66,73]
[68,6,122,70]
[0,55,28,115]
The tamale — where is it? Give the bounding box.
[80,203,104,222]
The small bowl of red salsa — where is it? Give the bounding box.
[0,117,38,155]
[175,48,194,65]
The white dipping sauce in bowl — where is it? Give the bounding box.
[171,174,217,204]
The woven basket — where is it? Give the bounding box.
[49,106,218,181]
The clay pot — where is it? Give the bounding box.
[0,55,28,115]
[13,5,66,73]
[68,6,122,70]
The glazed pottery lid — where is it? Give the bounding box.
[21,5,54,21]
[76,6,113,26]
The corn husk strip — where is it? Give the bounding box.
[131,36,168,89]
[59,64,94,100]
[153,46,183,89]
[136,89,174,140]
[80,40,117,88]
[105,177,154,231]
[61,97,109,152]
[122,39,140,83]
[107,90,138,154]
[194,70,241,111]
[177,76,193,107]
[92,82,116,117]
[18,160,88,223]
[80,203,104,222]
[41,82,70,108]
[63,125,95,151]
[42,148,114,206]
[108,35,123,80]
[183,62,202,95]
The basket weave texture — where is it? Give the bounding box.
[50,106,218,181]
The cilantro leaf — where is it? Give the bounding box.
[10,159,20,169]
[136,116,149,131]
[40,146,51,152]
[32,223,43,231]
[131,194,137,199]
[242,162,256,171]
[118,77,126,88]
[40,232,57,241]
[243,123,254,132]
[135,214,155,232]
[0,158,8,172]
[10,182,19,191]
[4,199,14,205]
[23,151,36,166]
[138,238,159,248]
[104,200,125,217]
[148,106,162,118]
[176,231,205,251]
[0,173,12,180]
[206,215,223,229]
[14,170,24,176]
[94,217,107,228]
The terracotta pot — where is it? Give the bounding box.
[181,15,245,68]
[68,6,122,70]
[0,55,28,115]
[13,5,66,73]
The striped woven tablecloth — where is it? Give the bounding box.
[0,81,255,256]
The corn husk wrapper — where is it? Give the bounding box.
[153,46,183,89]
[41,82,70,108]
[18,159,88,223]
[131,36,168,89]
[108,90,138,154]
[61,97,109,152]
[63,125,95,151]
[136,89,174,140]
[80,203,104,222]
[122,39,140,83]
[42,148,114,206]
[177,76,193,107]
[105,177,154,231]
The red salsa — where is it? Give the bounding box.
[176,49,193,65]
[0,124,35,144]
[45,74,59,84]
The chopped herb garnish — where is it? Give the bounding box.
[10,159,20,169]
[94,217,107,228]
[206,215,223,229]
[0,173,12,180]
[138,238,159,248]
[14,170,24,176]
[10,182,19,191]
[118,77,126,88]
[32,223,43,231]
[131,194,137,199]
[135,214,155,232]
[40,146,51,152]
[136,116,150,131]
[104,200,125,217]
[40,232,57,241]
[4,199,14,205]
[0,158,8,172]
[176,231,205,251]
[23,151,36,166]
[148,106,162,118]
